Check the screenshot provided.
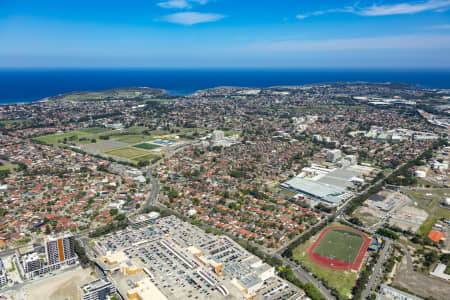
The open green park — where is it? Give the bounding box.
[32,126,205,165]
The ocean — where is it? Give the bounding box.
[1,68,450,105]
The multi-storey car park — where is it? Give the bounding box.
[89,215,304,300]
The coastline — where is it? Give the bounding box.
[0,98,48,106]
[1,68,450,105]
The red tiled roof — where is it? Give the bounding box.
[428,230,444,242]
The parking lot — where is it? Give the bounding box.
[257,277,304,300]
[91,216,303,300]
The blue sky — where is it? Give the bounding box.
[1,0,450,68]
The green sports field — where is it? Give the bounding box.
[104,147,152,160]
[313,228,364,263]
[134,143,162,150]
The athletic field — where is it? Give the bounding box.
[313,228,364,263]
[309,226,370,271]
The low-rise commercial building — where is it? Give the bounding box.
[376,285,423,300]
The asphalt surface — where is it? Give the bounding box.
[143,167,160,209]
[361,238,393,300]
[287,259,335,300]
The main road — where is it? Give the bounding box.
[277,253,336,300]
[361,238,393,299]
[143,167,160,210]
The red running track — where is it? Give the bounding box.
[308,226,371,271]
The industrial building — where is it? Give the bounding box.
[281,177,350,206]
[281,163,372,206]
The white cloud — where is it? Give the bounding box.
[250,34,450,51]
[360,0,450,16]
[158,0,190,9]
[297,0,450,19]
[161,12,224,25]
[157,0,209,9]
[296,7,354,19]
[430,24,450,29]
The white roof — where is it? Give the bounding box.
[128,278,167,300]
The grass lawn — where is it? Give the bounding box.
[110,134,151,144]
[295,107,323,113]
[418,216,438,237]
[34,127,153,146]
[34,131,89,144]
[49,89,152,102]
[104,147,152,160]
[433,189,450,198]
[78,127,112,134]
[224,130,240,137]
[406,188,450,221]
[34,127,113,145]
[435,207,450,219]
[34,127,199,151]
[293,233,358,298]
[135,154,161,163]
[277,188,296,199]
[407,190,440,211]
[313,228,364,263]
[0,163,17,171]
[416,178,443,188]
[134,143,162,150]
